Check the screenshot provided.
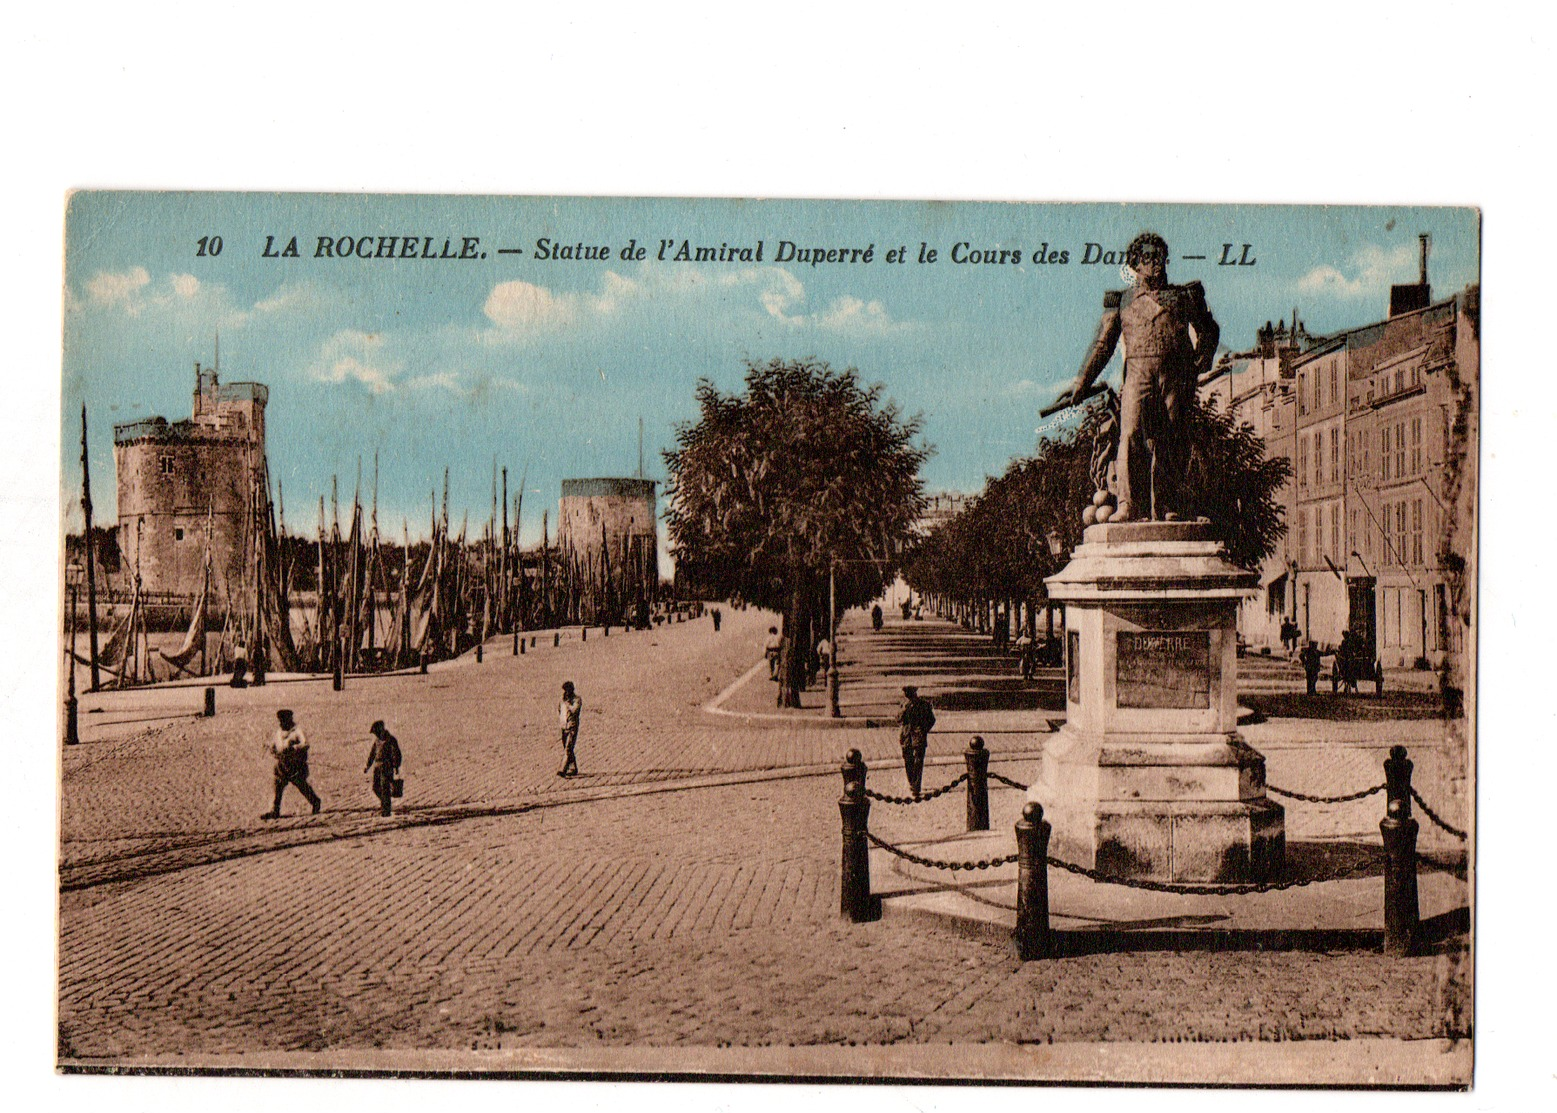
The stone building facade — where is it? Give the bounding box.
[1200,274,1478,671]
[113,365,268,600]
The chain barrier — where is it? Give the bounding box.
[863,773,968,806]
[1044,852,1382,895]
[1266,782,1385,804]
[989,771,1029,792]
[1410,787,1468,840]
[1418,849,1469,877]
[865,831,1018,871]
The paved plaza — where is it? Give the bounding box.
[57,604,1471,1079]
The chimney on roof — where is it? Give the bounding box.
[1389,233,1433,318]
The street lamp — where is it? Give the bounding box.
[64,562,82,746]
[1043,530,1066,642]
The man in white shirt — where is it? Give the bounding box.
[262,708,322,819]
[558,681,583,777]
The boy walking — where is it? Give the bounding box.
[364,720,403,817]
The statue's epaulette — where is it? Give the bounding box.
[1103,289,1123,309]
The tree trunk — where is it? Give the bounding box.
[779,569,809,708]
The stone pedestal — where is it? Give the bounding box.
[1030,521,1284,882]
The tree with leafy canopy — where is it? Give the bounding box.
[664,358,930,707]
[906,395,1289,631]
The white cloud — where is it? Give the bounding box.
[85,266,150,308]
[1297,243,1418,298]
[76,265,250,327]
[312,330,399,394]
[479,263,916,341]
[483,280,580,331]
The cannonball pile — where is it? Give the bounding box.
[1082,486,1116,526]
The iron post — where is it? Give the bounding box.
[1380,744,1420,956]
[965,736,990,832]
[1015,802,1054,959]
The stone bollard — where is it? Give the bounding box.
[333,661,344,691]
[64,693,79,746]
[827,667,840,718]
[604,624,610,637]
[839,750,876,923]
[203,686,216,718]
[554,632,560,648]
[476,644,483,663]
[513,631,519,655]
[530,636,536,648]
[419,652,428,675]
[1380,744,1421,957]
[519,638,526,656]
[582,627,587,642]
[965,736,990,832]
[1014,802,1054,960]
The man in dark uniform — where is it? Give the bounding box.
[1299,640,1324,697]
[897,685,936,797]
[364,720,403,817]
[1050,233,1220,521]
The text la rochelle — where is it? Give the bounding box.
[261,235,485,260]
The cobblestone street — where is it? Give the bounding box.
[57,605,1472,1075]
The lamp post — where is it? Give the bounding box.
[827,560,841,718]
[1044,530,1066,643]
[64,563,82,746]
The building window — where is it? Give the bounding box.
[1313,432,1324,486]
[1298,373,1308,416]
[1381,429,1390,480]
[1329,365,1338,406]
[1395,422,1406,478]
[1394,369,1404,395]
[1411,499,1423,565]
[1330,502,1340,563]
[1298,436,1309,489]
[1362,429,1371,476]
[1350,509,1359,557]
[1364,509,1373,558]
[159,455,175,476]
[1395,502,1407,566]
[1297,508,1308,566]
[174,528,184,541]
[1329,428,1339,486]
[1410,416,1422,474]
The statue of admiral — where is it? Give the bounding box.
[1048,233,1220,522]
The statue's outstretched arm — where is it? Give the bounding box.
[1050,305,1120,413]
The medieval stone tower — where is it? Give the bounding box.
[113,363,269,599]
[557,477,659,618]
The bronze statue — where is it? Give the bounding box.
[1049,233,1219,522]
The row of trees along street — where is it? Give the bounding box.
[664,359,930,708]
[904,396,1292,642]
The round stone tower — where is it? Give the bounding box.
[112,363,268,600]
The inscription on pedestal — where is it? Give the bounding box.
[1115,630,1210,709]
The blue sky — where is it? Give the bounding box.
[62,194,1479,544]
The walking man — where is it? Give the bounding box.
[262,708,321,819]
[897,685,936,797]
[364,720,403,817]
[764,626,783,681]
[711,607,722,632]
[558,681,583,777]
[1299,640,1323,697]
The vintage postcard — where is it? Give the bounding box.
[58,193,1476,1086]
